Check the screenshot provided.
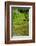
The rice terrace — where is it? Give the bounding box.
[11,7,30,36]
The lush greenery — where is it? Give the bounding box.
[12,7,29,36]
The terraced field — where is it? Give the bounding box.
[11,7,29,36]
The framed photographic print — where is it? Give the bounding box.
[5,1,35,44]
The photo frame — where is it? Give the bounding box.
[5,1,35,44]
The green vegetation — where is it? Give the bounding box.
[12,7,29,36]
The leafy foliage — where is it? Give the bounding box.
[12,7,29,36]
